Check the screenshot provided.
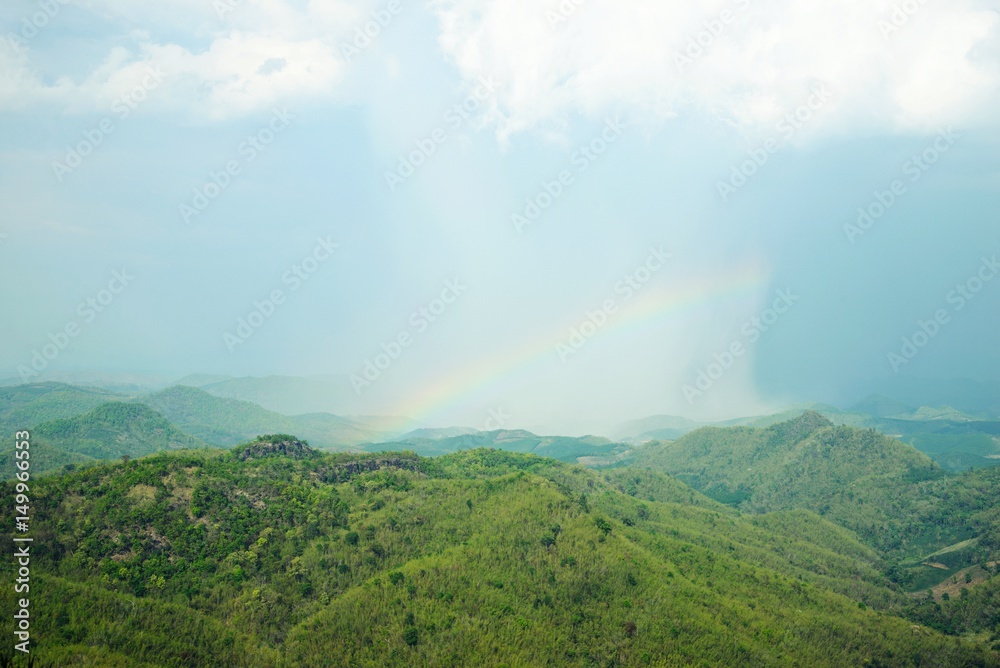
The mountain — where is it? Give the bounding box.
[618,404,1000,473]
[626,413,1000,581]
[848,377,1000,418]
[31,402,207,459]
[1,402,207,477]
[180,374,367,416]
[612,415,702,442]
[366,429,630,463]
[1,372,170,393]
[614,405,843,443]
[850,394,915,418]
[857,414,1000,472]
[0,438,96,478]
[629,412,932,505]
[395,426,481,440]
[1,440,995,666]
[138,386,387,448]
[0,382,125,434]
[139,385,294,445]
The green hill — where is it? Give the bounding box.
[0,381,124,433]
[617,405,1000,471]
[138,385,383,448]
[366,429,629,463]
[30,402,206,462]
[0,438,96,478]
[1,439,995,666]
[626,413,1000,588]
[629,411,938,512]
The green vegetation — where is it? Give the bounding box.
[10,398,1000,665]
[0,439,96,479]
[366,429,630,463]
[32,402,206,460]
[616,403,1000,472]
[1,402,206,478]
[139,386,384,448]
[628,412,1000,608]
[0,382,123,435]
[630,412,945,553]
[2,437,997,666]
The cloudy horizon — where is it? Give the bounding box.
[2,0,999,433]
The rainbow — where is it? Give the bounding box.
[389,261,770,425]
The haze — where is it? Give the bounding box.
[1,0,999,434]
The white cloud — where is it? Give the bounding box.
[2,0,997,134]
[429,0,1000,141]
[0,0,383,120]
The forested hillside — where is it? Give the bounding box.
[1,436,995,667]
[630,412,1000,596]
[139,385,381,448]
[0,382,123,435]
[0,403,206,478]
[365,429,629,462]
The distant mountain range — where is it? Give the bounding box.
[845,376,1000,418]
[139,385,394,448]
[4,376,1000,480]
[0,382,422,477]
[6,389,1000,663]
[1,401,205,477]
[173,373,371,416]
[8,427,1000,665]
[615,400,1000,472]
[364,429,630,463]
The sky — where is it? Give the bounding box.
[1,0,999,433]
